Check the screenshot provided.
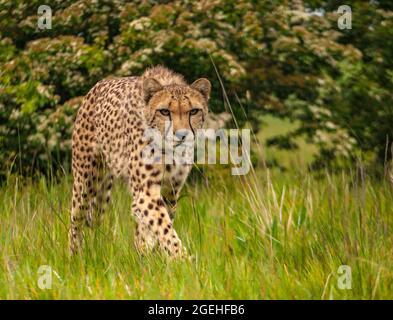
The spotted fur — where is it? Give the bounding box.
[69,66,211,258]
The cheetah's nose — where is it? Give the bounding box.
[174,130,192,144]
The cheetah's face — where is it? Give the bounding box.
[143,78,211,146]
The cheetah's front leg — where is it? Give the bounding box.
[161,164,192,220]
[132,188,187,258]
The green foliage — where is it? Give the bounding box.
[1,169,392,298]
[298,0,393,166]
[0,0,392,175]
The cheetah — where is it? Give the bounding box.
[69,66,211,258]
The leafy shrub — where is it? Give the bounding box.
[0,0,392,177]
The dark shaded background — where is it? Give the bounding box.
[0,0,392,176]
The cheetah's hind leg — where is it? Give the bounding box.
[69,168,96,255]
[85,169,113,229]
[69,154,110,254]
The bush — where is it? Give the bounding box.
[0,0,392,177]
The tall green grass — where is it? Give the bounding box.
[1,165,392,299]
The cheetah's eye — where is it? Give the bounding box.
[190,108,200,116]
[158,109,170,116]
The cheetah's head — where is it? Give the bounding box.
[143,77,211,146]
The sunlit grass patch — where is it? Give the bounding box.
[1,166,392,299]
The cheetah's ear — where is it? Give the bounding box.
[190,78,211,101]
[143,78,163,103]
